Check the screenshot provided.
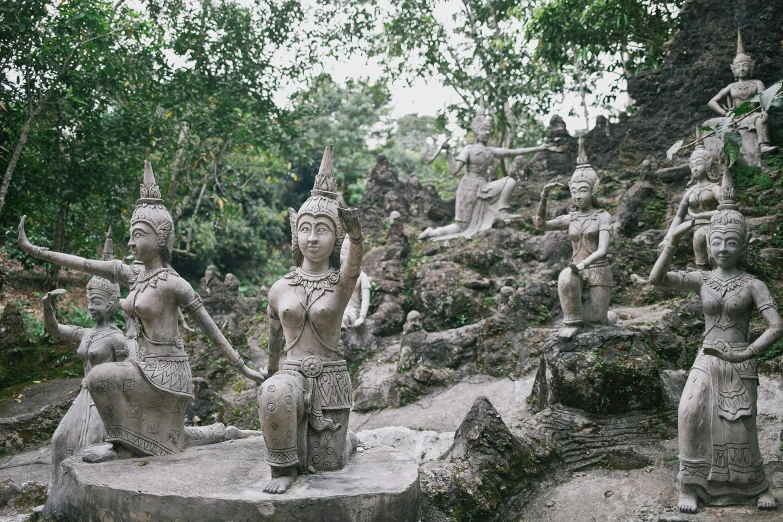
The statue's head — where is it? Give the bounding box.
[86,275,120,323]
[707,166,747,269]
[130,162,174,266]
[568,137,600,210]
[689,143,715,182]
[731,29,753,79]
[471,100,491,143]
[290,146,344,268]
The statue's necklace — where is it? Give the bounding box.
[734,80,756,102]
[285,267,340,308]
[85,324,119,349]
[132,267,176,293]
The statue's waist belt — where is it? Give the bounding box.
[701,340,749,352]
[283,357,352,411]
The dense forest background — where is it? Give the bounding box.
[0,0,683,289]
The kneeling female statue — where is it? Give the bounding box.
[650,166,782,513]
[260,145,362,493]
[19,162,264,463]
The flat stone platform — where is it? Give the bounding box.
[45,437,420,521]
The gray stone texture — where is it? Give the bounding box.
[43,438,420,522]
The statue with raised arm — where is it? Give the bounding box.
[535,139,615,339]
[660,139,721,269]
[418,102,549,240]
[18,161,264,463]
[260,145,361,494]
[47,232,127,483]
[649,165,782,514]
[340,242,370,328]
[705,30,777,162]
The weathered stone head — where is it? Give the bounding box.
[130,161,175,266]
[689,137,715,182]
[707,167,748,268]
[568,138,600,209]
[403,310,423,335]
[471,100,491,143]
[289,146,344,268]
[731,29,753,79]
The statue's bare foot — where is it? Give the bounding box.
[264,467,298,494]
[558,326,581,339]
[758,489,777,510]
[80,443,130,463]
[760,144,778,154]
[678,486,698,514]
[418,228,433,240]
[607,311,618,325]
[226,426,261,439]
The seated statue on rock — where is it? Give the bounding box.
[650,164,782,513]
[418,102,550,240]
[45,231,127,483]
[18,162,264,464]
[535,139,615,339]
[340,242,370,328]
[704,30,777,165]
[260,146,361,494]
[660,139,721,270]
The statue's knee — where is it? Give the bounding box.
[558,268,577,288]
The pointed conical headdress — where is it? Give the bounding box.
[87,227,121,301]
[130,161,175,263]
[709,164,746,241]
[289,146,344,267]
[569,137,600,195]
[471,97,491,134]
[734,29,751,64]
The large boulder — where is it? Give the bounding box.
[420,396,545,521]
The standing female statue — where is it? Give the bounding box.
[707,30,777,155]
[660,141,721,269]
[18,161,263,462]
[45,246,126,481]
[259,145,362,493]
[418,102,550,240]
[649,167,782,513]
[534,139,615,339]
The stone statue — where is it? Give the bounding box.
[46,232,127,483]
[649,165,782,513]
[340,242,371,328]
[18,161,263,463]
[705,30,777,164]
[418,102,550,240]
[260,145,362,493]
[535,139,615,339]
[660,139,721,269]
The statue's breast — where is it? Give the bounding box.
[729,82,759,103]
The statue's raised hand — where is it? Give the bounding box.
[338,207,362,240]
[669,220,696,244]
[541,182,563,198]
[42,288,67,307]
[240,363,267,384]
[440,140,451,150]
[18,216,46,257]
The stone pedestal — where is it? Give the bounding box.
[44,438,421,521]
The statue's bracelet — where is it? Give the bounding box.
[349,234,364,245]
[233,357,245,369]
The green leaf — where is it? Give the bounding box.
[666,139,683,160]
[728,101,754,118]
[760,82,781,111]
[723,131,742,167]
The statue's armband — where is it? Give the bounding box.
[182,293,204,315]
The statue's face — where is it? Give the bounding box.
[732,59,751,78]
[690,157,707,178]
[87,293,113,323]
[476,124,491,143]
[297,214,336,264]
[570,181,592,211]
[128,222,158,262]
[709,230,744,268]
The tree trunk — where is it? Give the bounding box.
[166,123,189,208]
[46,202,67,289]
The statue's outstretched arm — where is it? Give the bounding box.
[19,216,133,286]
[178,283,265,383]
[42,290,84,343]
[492,144,547,158]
